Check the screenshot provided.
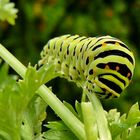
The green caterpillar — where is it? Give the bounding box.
[39,35,135,99]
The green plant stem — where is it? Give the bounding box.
[86,90,112,140]
[81,102,98,140]
[0,44,86,140]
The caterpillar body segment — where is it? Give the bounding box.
[39,35,135,99]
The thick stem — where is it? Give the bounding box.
[0,44,86,140]
[38,85,85,140]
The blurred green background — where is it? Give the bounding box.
[0,0,140,118]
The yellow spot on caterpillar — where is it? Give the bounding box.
[102,43,107,47]
[115,42,120,46]
[105,65,110,69]
[116,66,120,71]
[127,72,131,78]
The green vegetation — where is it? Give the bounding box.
[0,0,140,140]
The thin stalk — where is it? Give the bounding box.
[85,90,112,140]
[0,44,86,140]
[81,102,98,140]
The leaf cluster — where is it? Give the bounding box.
[44,102,140,140]
[0,0,18,25]
[0,64,47,139]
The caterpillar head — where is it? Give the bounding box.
[88,40,135,99]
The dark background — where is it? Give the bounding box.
[0,0,140,119]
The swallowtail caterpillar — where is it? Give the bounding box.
[39,35,135,99]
